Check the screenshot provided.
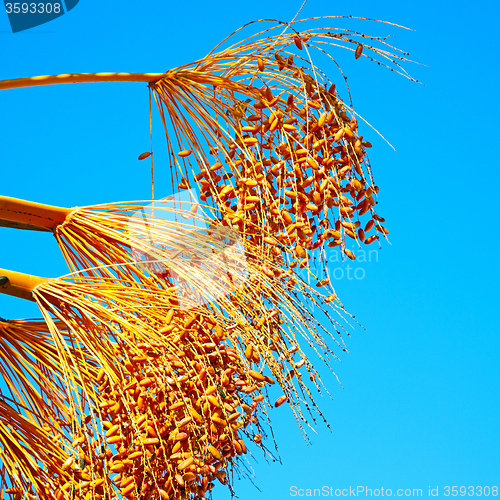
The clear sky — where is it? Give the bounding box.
[1,1,499,499]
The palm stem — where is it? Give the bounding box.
[0,72,169,91]
[0,268,49,301]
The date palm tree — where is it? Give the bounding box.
[0,16,415,500]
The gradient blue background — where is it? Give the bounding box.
[0,1,498,499]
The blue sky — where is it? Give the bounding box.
[1,1,499,499]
